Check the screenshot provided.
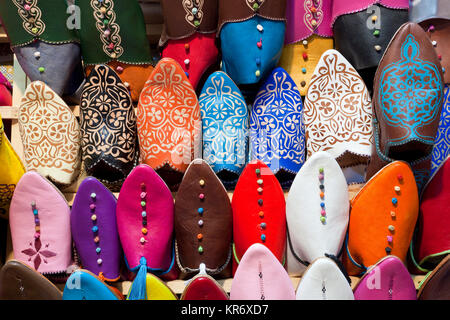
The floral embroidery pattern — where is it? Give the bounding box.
[18,82,81,185]
[137,61,201,172]
[21,238,57,271]
[91,0,124,59]
[431,86,450,175]
[80,65,138,177]
[250,68,305,174]
[199,72,249,173]
[12,0,45,37]
[304,0,323,32]
[304,51,373,159]
[182,0,204,28]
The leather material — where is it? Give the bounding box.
[353,256,417,300]
[117,164,175,274]
[137,58,202,189]
[181,274,229,300]
[285,0,333,44]
[200,71,249,187]
[19,81,81,187]
[0,114,25,219]
[431,86,450,174]
[366,22,445,192]
[71,177,121,282]
[279,35,334,96]
[174,159,232,276]
[250,67,305,188]
[418,254,450,300]
[286,152,349,276]
[9,171,73,275]
[127,273,178,300]
[13,42,84,98]
[230,243,295,300]
[80,64,139,189]
[304,49,373,184]
[415,156,450,270]
[0,71,12,106]
[162,33,219,90]
[232,160,286,275]
[0,260,62,300]
[63,270,122,300]
[343,161,419,276]
[160,0,218,43]
[218,0,287,34]
[220,16,285,85]
[333,3,409,71]
[295,257,354,300]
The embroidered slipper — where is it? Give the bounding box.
[0,71,12,106]
[127,273,177,300]
[410,0,450,85]
[230,243,295,300]
[286,151,349,276]
[80,64,139,190]
[76,0,154,102]
[19,81,81,187]
[279,0,334,96]
[0,259,62,300]
[174,159,233,279]
[366,22,445,193]
[116,164,177,300]
[332,0,409,88]
[9,171,73,277]
[431,86,450,175]
[353,255,417,300]
[160,0,219,90]
[63,269,124,300]
[295,257,353,300]
[0,114,25,219]
[137,58,202,190]
[218,0,287,85]
[304,49,373,184]
[181,272,229,300]
[199,71,249,187]
[343,161,419,276]
[250,67,305,188]
[0,0,84,98]
[70,177,121,282]
[411,156,450,273]
[232,160,286,275]
[417,254,450,300]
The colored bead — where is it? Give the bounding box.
[108,43,114,50]
[388,225,395,232]
[257,187,263,194]
[373,29,380,36]
[140,192,147,199]
[259,211,264,218]
[319,168,324,174]
[103,19,109,25]
[198,208,204,214]
[301,81,306,87]
[198,219,204,226]
[428,25,435,32]
[302,40,308,46]
[320,216,326,223]
[261,234,266,242]
[321,209,326,216]
[90,193,96,199]
[96,247,101,253]
[141,211,147,218]
[387,236,393,243]
[199,179,205,186]
[97,259,103,265]
[257,179,263,185]
[319,184,324,189]
[311,7,317,13]
[34,232,40,239]
[320,202,325,208]
[258,199,263,206]
[124,82,129,87]
[391,211,396,218]
[33,209,38,215]
[192,7,198,15]
[194,20,200,27]
[319,173,324,180]
[255,70,261,77]
[198,246,204,253]
[140,237,146,244]
[141,201,146,207]
[92,226,98,233]
[140,183,146,190]
[385,247,392,254]
[94,237,100,243]
[320,192,324,198]
[432,40,437,47]
[257,24,264,32]
[91,214,97,221]
[111,53,117,59]
[260,222,266,229]
[185,72,189,78]
[255,168,261,175]
[256,58,261,65]
[199,193,205,200]
[142,220,147,226]
[115,66,124,73]
[374,45,382,51]
[438,54,442,60]
[257,40,262,49]
[372,15,377,22]
[142,228,147,235]
[397,175,403,181]
[104,30,110,37]
[197,233,203,240]
[90,204,96,210]
[394,186,400,192]
[31,201,36,207]
[302,68,307,74]
[32,27,38,34]
[392,198,398,205]
[184,43,190,50]
[302,52,308,60]
[184,59,190,65]
[100,7,106,14]
[35,226,40,232]
[34,52,40,59]
[311,20,317,27]
[35,218,39,225]
[38,67,45,73]
[253,3,259,10]
[24,4,31,10]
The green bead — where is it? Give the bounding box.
[198,246,204,254]
[255,168,261,175]
[373,30,380,36]
[194,20,200,27]
[253,3,259,10]
[103,19,109,25]
[320,216,326,223]
[38,67,45,73]
[319,168,324,173]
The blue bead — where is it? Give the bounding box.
[141,211,147,218]
[92,226,98,233]
[260,222,266,229]
[198,208,204,214]
[185,72,189,77]
[320,202,325,208]
[256,58,261,65]
[261,234,266,241]
[392,198,398,205]
[96,247,101,253]
[33,209,38,215]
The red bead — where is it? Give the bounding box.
[303,52,308,60]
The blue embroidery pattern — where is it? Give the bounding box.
[378,34,443,145]
[431,86,450,175]
[199,71,249,176]
[250,67,305,175]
